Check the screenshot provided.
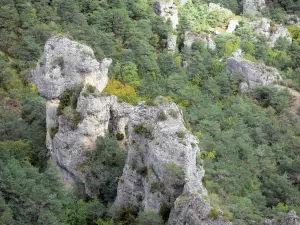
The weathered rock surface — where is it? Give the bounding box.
[32,36,111,99]
[169,195,232,225]
[227,20,239,33]
[262,211,300,225]
[243,0,266,14]
[154,0,179,29]
[167,34,177,52]
[227,53,282,91]
[251,18,292,47]
[208,3,232,14]
[184,31,216,50]
[34,36,230,224]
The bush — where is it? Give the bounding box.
[208,208,219,219]
[135,210,164,225]
[50,126,59,138]
[150,181,165,193]
[134,123,153,139]
[177,131,186,139]
[117,206,138,225]
[164,163,185,188]
[159,202,172,222]
[103,79,139,105]
[157,110,168,121]
[136,166,148,177]
[116,133,125,141]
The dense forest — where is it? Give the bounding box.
[1,0,300,224]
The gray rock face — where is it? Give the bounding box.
[32,36,111,99]
[184,31,216,50]
[227,55,282,91]
[227,20,239,33]
[251,18,292,47]
[208,3,232,14]
[262,211,300,225]
[169,195,232,225]
[243,0,266,14]
[115,99,207,213]
[154,0,179,29]
[34,36,230,224]
[167,34,177,52]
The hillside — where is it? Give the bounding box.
[1,0,300,224]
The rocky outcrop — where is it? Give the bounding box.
[114,99,206,208]
[263,211,300,225]
[227,52,282,91]
[32,36,111,99]
[251,18,292,47]
[243,0,266,14]
[167,34,177,52]
[184,31,216,50]
[227,20,239,33]
[208,3,232,14]
[154,0,179,30]
[34,36,231,224]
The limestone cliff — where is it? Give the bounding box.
[32,36,231,224]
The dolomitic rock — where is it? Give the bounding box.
[32,36,111,99]
[167,34,177,52]
[251,18,292,47]
[243,0,266,14]
[184,31,216,50]
[227,54,282,91]
[154,0,179,29]
[227,20,239,33]
[33,36,231,224]
[263,211,300,225]
[115,100,207,213]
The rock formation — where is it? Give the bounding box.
[167,34,177,52]
[184,31,216,50]
[227,52,282,91]
[32,36,111,99]
[251,18,292,47]
[227,20,239,33]
[154,0,179,30]
[263,211,300,225]
[243,0,266,14]
[33,36,231,224]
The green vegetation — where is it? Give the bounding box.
[134,123,153,139]
[2,0,300,224]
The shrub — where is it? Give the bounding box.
[208,208,219,219]
[150,181,165,193]
[157,110,168,121]
[159,202,172,222]
[169,109,178,119]
[135,210,164,225]
[103,79,139,105]
[117,206,138,225]
[134,123,153,139]
[50,126,59,138]
[177,131,186,139]
[145,98,156,106]
[136,166,148,177]
[116,133,125,141]
[164,163,185,188]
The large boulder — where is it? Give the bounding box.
[32,36,111,99]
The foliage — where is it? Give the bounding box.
[103,79,139,105]
[133,123,153,139]
[135,210,164,225]
[80,136,126,204]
